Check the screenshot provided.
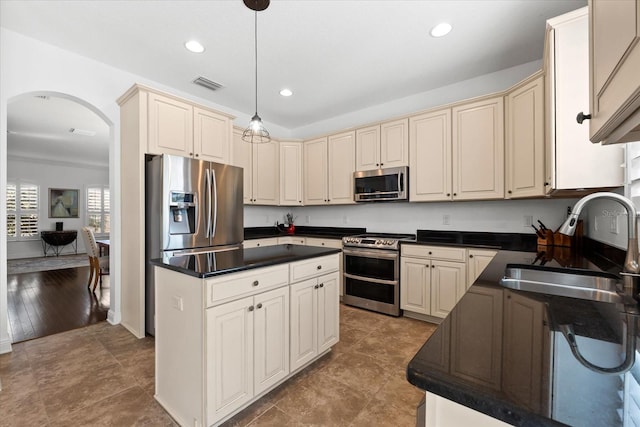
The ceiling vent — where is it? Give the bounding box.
[193,76,224,92]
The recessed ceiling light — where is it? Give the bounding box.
[185,40,205,53]
[280,89,293,97]
[430,22,452,38]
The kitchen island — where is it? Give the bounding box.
[151,244,341,427]
[407,244,640,426]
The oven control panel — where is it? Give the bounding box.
[342,236,404,250]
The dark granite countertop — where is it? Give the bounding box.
[410,229,538,251]
[406,244,640,427]
[244,226,366,240]
[150,244,341,278]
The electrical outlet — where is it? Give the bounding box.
[523,215,533,227]
[443,215,451,225]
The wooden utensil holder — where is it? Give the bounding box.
[536,220,583,249]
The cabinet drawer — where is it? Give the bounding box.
[206,264,289,307]
[305,238,342,249]
[401,244,466,262]
[290,254,339,283]
[243,238,278,248]
[277,236,307,245]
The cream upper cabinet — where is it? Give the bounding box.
[303,137,328,205]
[304,133,355,205]
[409,109,452,201]
[327,131,356,204]
[355,119,408,171]
[355,125,380,171]
[148,92,194,156]
[505,75,545,199]
[545,8,623,193]
[193,107,232,164]
[589,0,640,144]
[147,90,232,163]
[279,141,303,206]
[232,128,278,205]
[452,96,505,201]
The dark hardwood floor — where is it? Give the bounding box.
[7,266,110,343]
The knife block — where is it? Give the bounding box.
[536,220,583,248]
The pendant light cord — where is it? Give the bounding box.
[254,8,258,115]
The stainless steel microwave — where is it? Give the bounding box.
[354,166,408,202]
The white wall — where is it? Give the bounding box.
[7,156,109,259]
[292,60,542,139]
[246,198,578,235]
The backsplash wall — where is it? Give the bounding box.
[245,198,578,236]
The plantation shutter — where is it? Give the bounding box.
[19,184,38,237]
[7,184,16,237]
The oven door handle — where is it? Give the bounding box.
[343,272,398,286]
[343,248,399,260]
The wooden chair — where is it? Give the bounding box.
[80,227,109,291]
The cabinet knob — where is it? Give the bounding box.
[544,182,549,186]
[469,254,474,258]
[428,251,432,255]
[431,265,435,268]
[376,163,379,167]
[319,283,324,288]
[453,193,457,196]
[508,190,512,194]
[380,163,384,166]
[195,154,199,157]
[256,244,261,247]
[446,193,451,197]
[576,112,591,124]
[317,265,322,270]
[189,152,193,156]
[248,305,254,311]
[253,280,259,286]
[256,303,263,309]
[314,285,319,289]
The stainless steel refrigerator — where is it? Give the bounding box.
[145,154,243,335]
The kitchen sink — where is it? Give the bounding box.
[500,264,625,303]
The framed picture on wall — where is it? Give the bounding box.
[49,188,79,218]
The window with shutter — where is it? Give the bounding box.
[6,183,39,239]
[86,186,110,234]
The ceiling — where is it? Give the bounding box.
[2,0,586,165]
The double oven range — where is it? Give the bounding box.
[342,233,415,316]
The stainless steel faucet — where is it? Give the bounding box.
[559,192,640,276]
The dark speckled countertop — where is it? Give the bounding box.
[407,242,640,427]
[244,226,366,240]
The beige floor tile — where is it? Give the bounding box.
[313,351,392,395]
[349,396,417,427]
[247,406,304,427]
[48,386,177,427]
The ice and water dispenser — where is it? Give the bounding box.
[168,191,196,235]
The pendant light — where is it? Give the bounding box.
[242,0,271,143]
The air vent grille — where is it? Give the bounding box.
[193,76,224,91]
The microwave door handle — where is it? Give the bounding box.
[398,172,404,192]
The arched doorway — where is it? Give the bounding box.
[3,91,116,345]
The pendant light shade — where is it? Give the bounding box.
[242,0,271,143]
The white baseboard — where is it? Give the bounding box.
[107,309,121,325]
[0,337,12,355]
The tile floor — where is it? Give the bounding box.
[0,304,436,426]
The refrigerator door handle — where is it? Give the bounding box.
[211,168,218,239]
[206,168,212,238]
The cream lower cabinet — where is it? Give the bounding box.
[154,253,340,427]
[290,271,340,372]
[400,245,467,319]
[243,238,279,248]
[206,286,289,424]
[467,249,498,288]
